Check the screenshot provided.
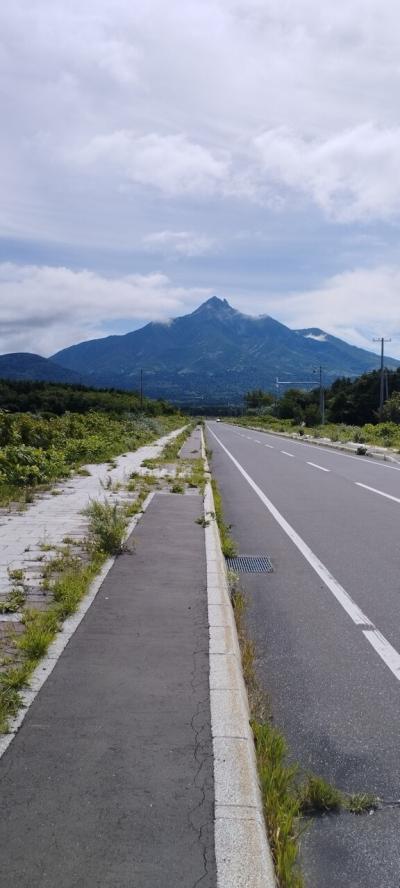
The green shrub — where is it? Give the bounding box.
[85,500,128,555]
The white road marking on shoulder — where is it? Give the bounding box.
[228,424,400,472]
[207,426,400,683]
[307,462,330,472]
[264,444,274,449]
[363,630,400,681]
[281,450,294,457]
[355,482,400,504]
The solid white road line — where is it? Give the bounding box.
[281,450,295,457]
[355,482,400,504]
[264,444,274,449]
[307,462,330,473]
[363,630,400,681]
[207,426,400,683]
[208,427,370,627]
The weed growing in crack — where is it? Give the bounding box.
[211,479,237,558]
[84,499,128,555]
[299,775,342,815]
[345,792,378,814]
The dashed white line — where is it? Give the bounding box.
[208,426,400,683]
[355,482,400,504]
[264,444,274,449]
[281,450,295,458]
[307,462,330,473]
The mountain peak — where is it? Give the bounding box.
[191,296,237,317]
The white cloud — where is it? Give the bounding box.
[263,266,400,356]
[0,263,211,356]
[72,131,229,197]
[1,261,400,363]
[3,0,400,240]
[142,230,215,256]
[254,123,400,221]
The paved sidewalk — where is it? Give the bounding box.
[0,426,184,608]
[0,492,216,887]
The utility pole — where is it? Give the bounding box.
[140,368,143,410]
[373,338,391,421]
[313,366,325,424]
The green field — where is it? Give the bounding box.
[0,381,183,505]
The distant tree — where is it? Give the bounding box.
[244,389,274,410]
[381,391,400,423]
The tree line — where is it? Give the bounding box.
[0,379,177,417]
[244,368,400,426]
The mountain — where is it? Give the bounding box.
[51,297,398,404]
[0,353,83,384]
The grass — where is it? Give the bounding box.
[171,481,184,493]
[0,552,104,733]
[141,424,192,469]
[211,478,237,558]
[299,775,342,815]
[345,792,378,814]
[0,413,183,508]
[186,458,206,493]
[0,587,26,614]
[84,499,129,555]
[252,720,304,888]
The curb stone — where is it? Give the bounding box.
[201,429,276,888]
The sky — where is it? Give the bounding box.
[1,0,400,360]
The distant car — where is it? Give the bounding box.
[216,418,221,422]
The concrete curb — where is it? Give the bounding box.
[0,490,158,760]
[201,429,276,888]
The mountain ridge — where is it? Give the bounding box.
[0,298,397,404]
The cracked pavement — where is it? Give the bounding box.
[0,492,217,887]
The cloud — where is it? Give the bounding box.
[1,260,400,362]
[73,131,229,197]
[262,266,400,356]
[254,123,400,221]
[0,263,211,356]
[142,230,215,256]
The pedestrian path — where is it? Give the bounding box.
[0,426,184,611]
[0,491,216,888]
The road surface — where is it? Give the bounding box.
[206,420,400,888]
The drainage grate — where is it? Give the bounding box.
[225,555,273,574]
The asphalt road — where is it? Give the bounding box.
[206,420,400,888]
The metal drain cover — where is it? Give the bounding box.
[225,555,273,574]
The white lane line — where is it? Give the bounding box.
[264,444,274,449]
[355,482,400,504]
[208,426,370,627]
[363,630,400,681]
[307,462,330,473]
[229,425,400,473]
[209,425,400,683]
[281,450,295,458]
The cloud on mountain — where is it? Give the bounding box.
[1,261,399,360]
